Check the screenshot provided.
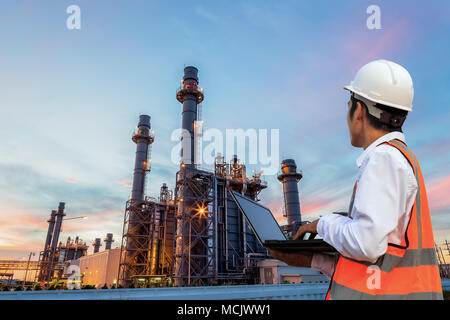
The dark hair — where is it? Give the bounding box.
[350,95,408,133]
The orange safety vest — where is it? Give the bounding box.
[326,139,443,300]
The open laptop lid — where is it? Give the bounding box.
[229,190,286,245]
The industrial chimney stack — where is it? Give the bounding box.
[104,233,114,250]
[49,202,66,260]
[93,238,102,253]
[176,66,204,167]
[39,202,65,282]
[43,210,56,259]
[278,159,303,237]
[130,115,154,204]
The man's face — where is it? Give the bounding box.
[347,98,363,147]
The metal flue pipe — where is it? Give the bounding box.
[130,115,154,204]
[278,160,303,233]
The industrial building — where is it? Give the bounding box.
[117,66,313,287]
[70,248,121,288]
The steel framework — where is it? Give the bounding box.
[173,166,216,286]
[0,260,65,283]
[118,197,176,287]
[172,156,269,286]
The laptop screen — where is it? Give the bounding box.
[230,190,286,244]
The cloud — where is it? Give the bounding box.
[427,175,450,212]
[0,161,128,257]
[115,179,132,188]
[343,18,412,69]
[66,178,77,184]
[0,204,48,251]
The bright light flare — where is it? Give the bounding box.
[193,201,209,219]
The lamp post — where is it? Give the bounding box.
[64,216,88,221]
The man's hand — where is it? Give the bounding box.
[268,249,313,267]
[293,219,319,240]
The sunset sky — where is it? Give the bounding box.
[0,0,449,261]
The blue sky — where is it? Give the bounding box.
[0,0,449,260]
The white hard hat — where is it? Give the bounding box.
[344,59,414,112]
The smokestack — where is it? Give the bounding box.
[176,66,204,167]
[130,115,154,204]
[278,160,302,234]
[93,238,101,253]
[104,233,114,250]
[43,210,56,257]
[50,202,66,257]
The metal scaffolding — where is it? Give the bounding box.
[118,195,176,287]
[172,155,269,286]
[173,166,216,286]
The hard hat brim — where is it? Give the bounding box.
[343,85,412,112]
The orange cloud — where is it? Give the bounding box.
[66,178,77,184]
[116,179,132,188]
[427,175,450,212]
[263,192,349,225]
[264,200,286,224]
[61,209,123,233]
[0,208,47,251]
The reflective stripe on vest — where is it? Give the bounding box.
[326,139,443,300]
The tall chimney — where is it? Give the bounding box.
[278,160,302,235]
[45,202,65,282]
[176,66,204,167]
[174,66,205,286]
[43,210,56,258]
[93,238,101,253]
[104,233,114,250]
[50,202,66,258]
[130,115,154,204]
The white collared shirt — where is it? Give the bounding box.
[311,132,418,278]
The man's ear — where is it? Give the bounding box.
[356,101,365,121]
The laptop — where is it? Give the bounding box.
[229,190,336,253]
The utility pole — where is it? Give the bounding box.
[23,252,35,286]
[445,240,450,257]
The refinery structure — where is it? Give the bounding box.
[1,66,449,289]
[0,66,307,288]
[117,66,304,287]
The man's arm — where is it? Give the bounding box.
[311,253,338,278]
[292,220,337,278]
[316,150,414,263]
[267,249,313,267]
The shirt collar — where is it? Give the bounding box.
[356,131,406,168]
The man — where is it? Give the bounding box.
[269,59,443,300]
